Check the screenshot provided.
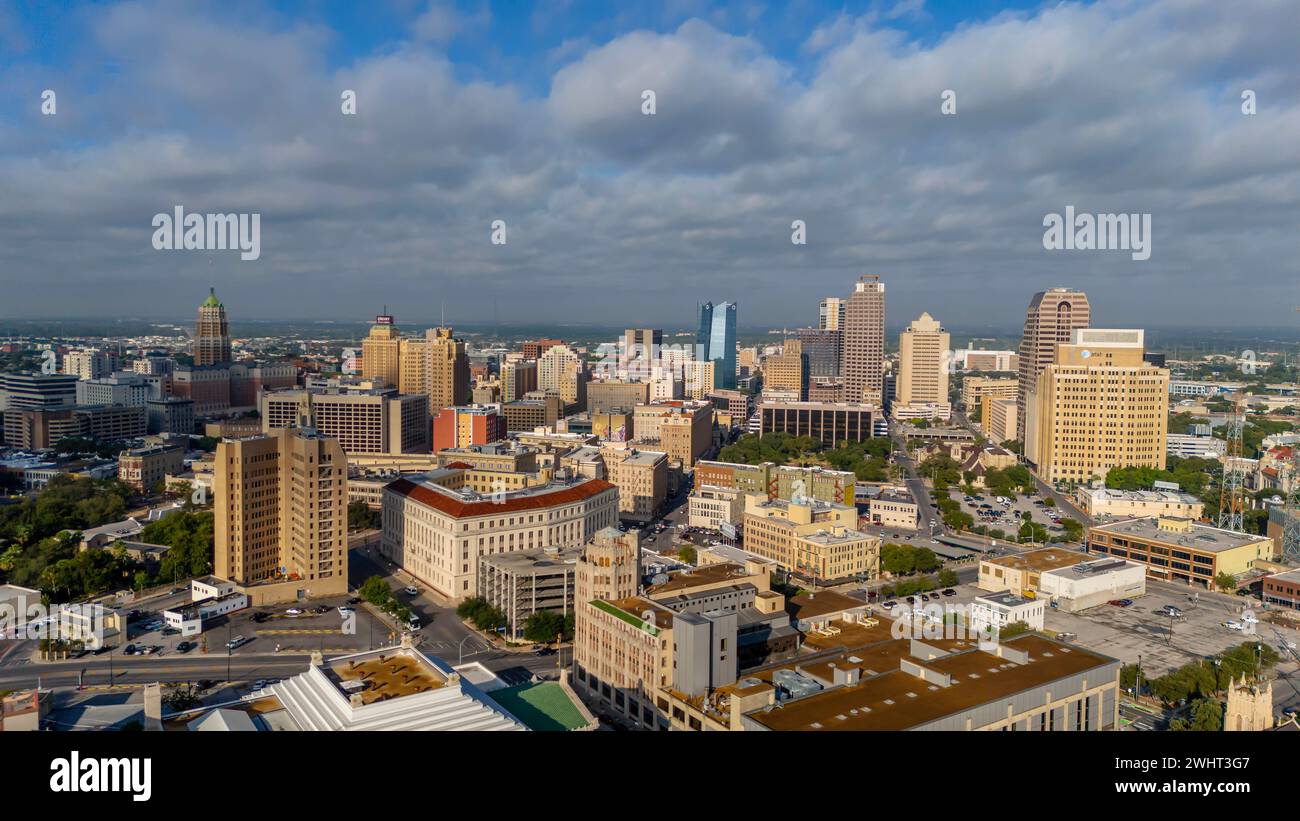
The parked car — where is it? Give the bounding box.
[226,635,251,650]
[941,588,956,597]
[403,586,419,596]
[1108,599,1131,607]
[161,627,180,636]
[176,641,195,654]
[337,606,355,616]
[285,608,303,616]
[881,600,898,609]
[123,643,139,655]
[1223,620,1244,631]
[346,597,362,605]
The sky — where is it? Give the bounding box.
[0,0,1296,330]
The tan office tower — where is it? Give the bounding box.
[574,527,641,607]
[194,288,232,366]
[501,359,537,403]
[539,345,588,409]
[842,275,885,403]
[425,327,470,412]
[1025,328,1169,484]
[1017,289,1090,441]
[764,339,807,398]
[361,313,401,388]
[897,313,949,405]
[213,428,348,597]
[819,297,845,331]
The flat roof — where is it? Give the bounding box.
[488,682,590,731]
[747,633,1114,731]
[323,648,446,705]
[646,562,753,595]
[984,547,1087,573]
[1089,516,1271,552]
[480,545,582,574]
[786,590,867,621]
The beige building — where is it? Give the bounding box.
[601,445,668,523]
[742,494,880,582]
[633,401,714,467]
[399,327,470,413]
[1025,328,1169,484]
[896,312,949,407]
[380,476,618,600]
[982,395,1018,445]
[683,360,716,401]
[1017,288,1090,440]
[118,442,185,492]
[538,345,588,409]
[575,526,641,604]
[194,288,232,366]
[819,297,845,331]
[213,429,349,601]
[962,376,1017,411]
[1088,516,1274,585]
[501,359,537,403]
[763,340,807,399]
[361,314,401,388]
[261,388,430,455]
[588,380,650,415]
[688,484,746,530]
[1075,487,1204,520]
[843,275,885,404]
[978,547,1089,597]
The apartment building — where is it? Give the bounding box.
[981,395,1018,445]
[118,442,185,492]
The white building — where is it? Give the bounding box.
[1166,433,1225,460]
[1038,557,1146,613]
[968,592,1045,632]
[687,485,746,531]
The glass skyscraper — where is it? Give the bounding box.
[696,301,737,390]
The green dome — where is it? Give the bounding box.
[201,287,223,308]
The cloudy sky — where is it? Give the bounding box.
[0,0,1296,330]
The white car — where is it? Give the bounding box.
[1241,612,1259,624]
[403,586,419,596]
[337,606,355,616]
[1222,620,1243,631]
[285,607,303,615]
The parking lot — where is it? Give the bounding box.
[941,487,1074,538]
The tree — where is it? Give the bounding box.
[523,610,568,643]
[1170,698,1223,732]
[1214,572,1236,592]
[937,569,958,587]
[347,501,379,531]
[677,545,697,565]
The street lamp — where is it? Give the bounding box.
[457,634,474,665]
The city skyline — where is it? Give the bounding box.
[1,0,1297,326]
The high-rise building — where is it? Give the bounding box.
[361,313,401,388]
[575,527,641,604]
[896,312,950,412]
[697,301,737,390]
[261,388,430,454]
[794,327,841,378]
[194,288,232,367]
[622,328,663,377]
[763,339,807,399]
[63,350,115,380]
[213,428,349,598]
[501,359,537,403]
[400,327,470,413]
[819,297,845,331]
[522,338,565,360]
[1025,328,1169,484]
[1016,288,1090,441]
[842,275,885,403]
[538,345,588,409]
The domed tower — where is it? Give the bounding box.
[194,287,232,366]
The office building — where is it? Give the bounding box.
[261,388,430,454]
[574,527,641,604]
[697,301,737,390]
[1024,328,1169,484]
[764,339,807,399]
[818,297,845,332]
[431,405,505,452]
[859,486,920,530]
[63,349,115,380]
[978,547,1091,597]
[361,313,401,388]
[538,345,588,410]
[213,428,349,602]
[400,327,470,412]
[588,380,650,415]
[742,494,880,582]
[0,372,77,412]
[955,348,1019,373]
[687,485,746,530]
[759,401,879,446]
[194,287,233,366]
[501,359,537,403]
[1016,288,1090,440]
[502,394,566,432]
[632,401,713,467]
[694,461,855,506]
[3,405,147,449]
[961,376,1018,411]
[380,475,618,600]
[522,338,565,361]
[897,313,949,405]
[842,275,885,403]
[146,397,195,436]
[602,445,668,523]
[75,372,162,407]
[794,327,841,378]
[118,443,185,492]
[979,396,1017,445]
[1075,487,1204,520]
[1087,516,1275,585]
[682,361,715,401]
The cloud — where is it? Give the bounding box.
[0,0,1296,330]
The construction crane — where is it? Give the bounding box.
[1217,394,1246,533]
[1283,450,1300,565]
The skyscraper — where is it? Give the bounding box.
[361,312,401,388]
[897,312,950,407]
[1016,288,1091,441]
[819,297,845,331]
[697,301,737,390]
[842,275,885,403]
[403,327,470,412]
[194,287,232,366]
[213,428,348,597]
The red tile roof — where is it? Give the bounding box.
[387,477,616,518]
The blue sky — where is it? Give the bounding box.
[0,0,1295,328]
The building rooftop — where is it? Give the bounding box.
[645,562,753,596]
[975,592,1033,608]
[1082,487,1202,504]
[786,590,868,621]
[746,633,1114,731]
[479,545,582,574]
[386,476,616,518]
[983,547,1088,573]
[1089,516,1272,552]
[485,682,594,731]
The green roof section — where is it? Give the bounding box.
[590,599,659,636]
[489,682,589,732]
[201,287,222,308]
